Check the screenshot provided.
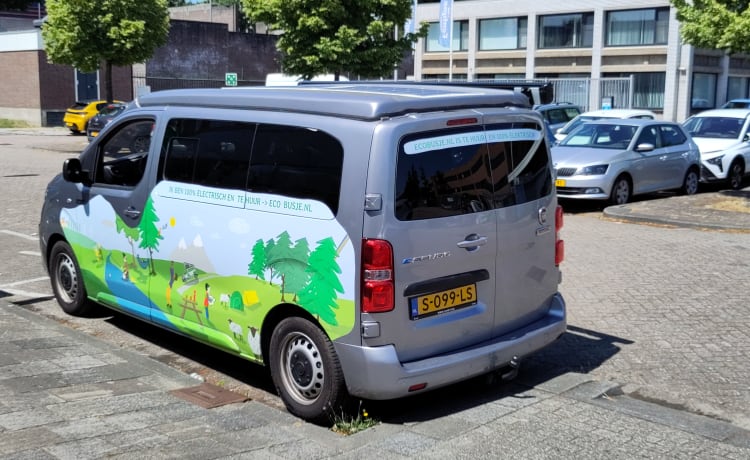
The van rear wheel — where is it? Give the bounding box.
[269,317,349,424]
[49,241,95,316]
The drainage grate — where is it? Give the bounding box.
[170,382,250,409]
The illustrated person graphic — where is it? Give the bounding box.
[122,252,130,281]
[204,283,211,320]
[166,261,175,308]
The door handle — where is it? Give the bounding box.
[124,207,141,219]
[457,234,487,250]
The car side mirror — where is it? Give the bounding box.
[62,158,92,186]
[635,143,655,152]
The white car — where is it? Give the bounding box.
[554,109,657,142]
[682,109,750,189]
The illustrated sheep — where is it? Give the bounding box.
[220,293,230,307]
[247,326,261,356]
[228,319,243,340]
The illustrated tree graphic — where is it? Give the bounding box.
[137,197,163,276]
[115,214,141,265]
[267,231,294,300]
[248,238,266,280]
[298,237,343,326]
[280,237,310,303]
[264,237,277,284]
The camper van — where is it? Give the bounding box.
[39,83,566,423]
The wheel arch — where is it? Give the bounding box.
[260,302,325,365]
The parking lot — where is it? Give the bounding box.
[1,128,749,457]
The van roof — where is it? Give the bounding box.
[134,84,532,121]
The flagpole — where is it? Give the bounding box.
[448,6,453,81]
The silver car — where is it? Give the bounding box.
[552,119,701,205]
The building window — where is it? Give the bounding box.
[692,73,717,111]
[478,17,527,50]
[538,13,593,49]
[727,76,748,100]
[633,72,666,109]
[426,20,469,52]
[605,8,669,46]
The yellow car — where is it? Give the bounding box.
[63,100,123,134]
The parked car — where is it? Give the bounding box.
[552,119,701,205]
[534,102,582,132]
[86,102,128,141]
[554,109,657,142]
[721,99,750,109]
[63,100,123,134]
[682,108,750,189]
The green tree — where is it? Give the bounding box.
[298,237,343,326]
[240,0,427,79]
[267,231,293,300]
[42,0,170,102]
[284,237,311,302]
[115,214,141,266]
[248,238,267,280]
[137,197,164,275]
[671,0,750,54]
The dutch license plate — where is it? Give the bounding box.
[410,284,477,320]
[91,131,99,137]
[555,178,566,187]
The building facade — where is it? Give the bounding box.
[414,0,750,121]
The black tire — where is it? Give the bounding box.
[728,160,744,190]
[49,241,95,316]
[269,317,349,424]
[680,169,699,195]
[609,175,631,205]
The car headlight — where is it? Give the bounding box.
[706,155,724,166]
[576,164,609,175]
[706,155,724,172]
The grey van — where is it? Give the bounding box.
[39,83,567,423]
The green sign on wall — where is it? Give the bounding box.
[225,73,238,87]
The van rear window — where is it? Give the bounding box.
[395,123,550,221]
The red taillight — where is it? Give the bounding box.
[555,205,564,266]
[447,117,478,126]
[361,239,394,313]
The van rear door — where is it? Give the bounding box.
[364,123,498,362]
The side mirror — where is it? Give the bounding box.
[62,158,92,186]
[635,143,655,152]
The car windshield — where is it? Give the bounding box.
[559,123,637,149]
[99,105,125,117]
[683,116,744,139]
[559,115,606,134]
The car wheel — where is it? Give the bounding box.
[49,241,95,316]
[609,175,631,205]
[728,160,744,190]
[269,317,349,424]
[680,169,699,195]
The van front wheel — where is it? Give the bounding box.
[269,317,349,424]
[49,241,95,316]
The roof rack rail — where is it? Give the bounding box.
[298,79,554,107]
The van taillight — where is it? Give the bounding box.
[555,205,565,266]
[361,239,394,313]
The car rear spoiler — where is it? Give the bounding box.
[299,79,554,108]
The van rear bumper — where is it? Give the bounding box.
[336,292,566,400]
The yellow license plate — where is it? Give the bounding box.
[90,131,99,137]
[410,284,477,320]
[555,179,566,187]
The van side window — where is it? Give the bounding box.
[396,127,495,221]
[160,119,253,191]
[489,122,552,206]
[95,119,154,187]
[248,124,344,214]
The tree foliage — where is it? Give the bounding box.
[240,0,427,79]
[42,0,170,101]
[671,0,750,54]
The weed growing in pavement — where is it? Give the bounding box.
[331,401,379,435]
[0,119,31,128]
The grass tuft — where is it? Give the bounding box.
[0,119,32,128]
[331,401,379,435]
